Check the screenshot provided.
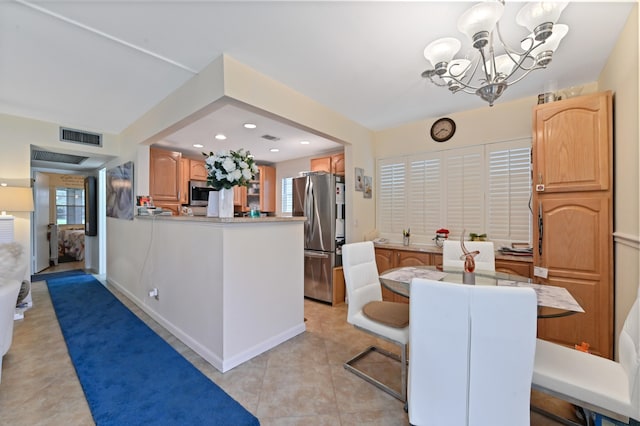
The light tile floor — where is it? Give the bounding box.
[0,263,581,425]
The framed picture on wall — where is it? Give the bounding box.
[363,176,372,199]
[355,167,364,191]
[106,161,134,220]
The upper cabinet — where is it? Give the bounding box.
[533,92,612,193]
[189,160,208,181]
[310,152,344,176]
[150,148,182,202]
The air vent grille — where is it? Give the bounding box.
[60,127,102,147]
[32,150,88,165]
[261,134,280,141]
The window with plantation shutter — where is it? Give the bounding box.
[378,158,406,235]
[443,147,483,240]
[487,139,532,245]
[376,138,532,246]
[408,154,442,236]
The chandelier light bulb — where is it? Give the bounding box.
[516,2,568,41]
[457,1,504,49]
[523,24,569,66]
[423,37,461,75]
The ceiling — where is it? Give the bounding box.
[4,1,633,168]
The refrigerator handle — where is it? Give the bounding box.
[304,250,329,259]
[305,178,314,245]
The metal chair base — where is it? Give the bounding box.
[344,344,407,402]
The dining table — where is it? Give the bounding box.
[379,265,585,319]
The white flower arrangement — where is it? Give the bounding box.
[203,149,258,190]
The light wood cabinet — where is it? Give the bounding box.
[331,153,345,175]
[495,258,532,277]
[189,159,207,181]
[533,92,611,193]
[532,91,613,359]
[310,157,332,173]
[310,152,345,176]
[180,158,189,205]
[150,148,182,203]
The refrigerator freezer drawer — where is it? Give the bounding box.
[304,250,334,303]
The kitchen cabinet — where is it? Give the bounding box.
[189,159,207,181]
[150,147,182,215]
[180,158,189,205]
[310,152,345,176]
[495,258,532,277]
[532,91,613,359]
[235,165,276,213]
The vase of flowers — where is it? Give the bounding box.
[203,149,258,218]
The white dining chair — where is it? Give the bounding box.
[342,241,409,402]
[442,240,496,272]
[407,278,537,426]
[532,290,640,424]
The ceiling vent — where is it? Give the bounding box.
[60,127,102,147]
[261,134,280,141]
[32,149,88,165]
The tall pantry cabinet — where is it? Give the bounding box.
[532,91,613,359]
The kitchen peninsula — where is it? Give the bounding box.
[106,215,305,373]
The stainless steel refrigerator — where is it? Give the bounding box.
[293,172,345,303]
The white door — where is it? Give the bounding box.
[34,172,50,273]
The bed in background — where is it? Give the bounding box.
[58,226,85,261]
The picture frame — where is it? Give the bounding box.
[106,161,134,220]
[363,176,372,199]
[355,167,364,192]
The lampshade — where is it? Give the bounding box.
[457,2,504,48]
[516,2,568,40]
[0,186,35,214]
[523,24,569,66]
[423,38,461,74]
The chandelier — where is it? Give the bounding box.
[421,1,568,106]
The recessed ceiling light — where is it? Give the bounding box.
[0,183,6,187]
[300,140,310,145]
[215,134,226,140]
[243,123,257,129]
[269,148,280,153]
[193,144,204,148]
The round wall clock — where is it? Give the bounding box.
[430,117,456,142]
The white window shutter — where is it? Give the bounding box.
[378,158,407,236]
[487,139,532,244]
[444,147,483,239]
[408,154,442,236]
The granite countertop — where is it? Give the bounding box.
[136,215,306,224]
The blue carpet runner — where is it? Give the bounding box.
[31,268,86,282]
[46,273,260,426]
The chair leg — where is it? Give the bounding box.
[344,343,407,402]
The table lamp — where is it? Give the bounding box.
[0,185,35,244]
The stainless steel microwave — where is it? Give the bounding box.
[189,180,215,206]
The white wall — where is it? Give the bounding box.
[598,3,640,349]
[0,113,120,274]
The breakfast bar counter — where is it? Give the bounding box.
[106,215,306,373]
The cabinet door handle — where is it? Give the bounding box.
[538,202,543,256]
